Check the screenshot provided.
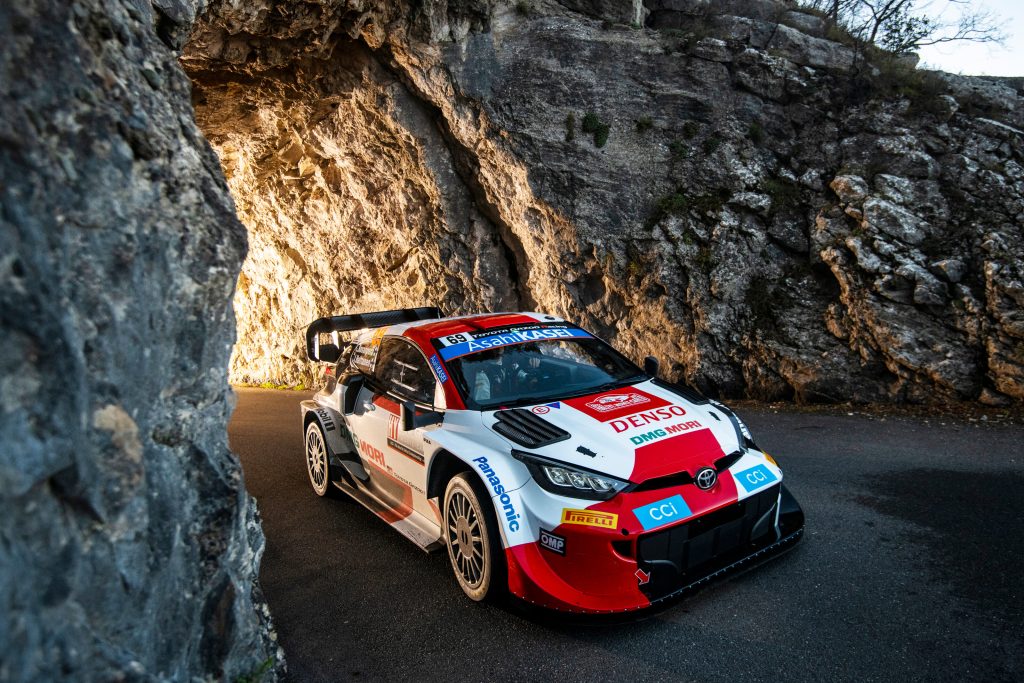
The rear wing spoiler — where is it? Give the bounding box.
[305,306,443,361]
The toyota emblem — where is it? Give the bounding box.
[695,467,717,490]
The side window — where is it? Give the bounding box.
[350,341,376,375]
[374,338,436,405]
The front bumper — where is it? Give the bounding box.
[504,483,805,613]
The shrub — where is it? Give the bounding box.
[657,191,689,216]
[515,1,531,17]
[635,116,654,133]
[701,135,722,155]
[871,55,948,116]
[747,121,765,144]
[825,22,859,47]
[763,177,801,215]
[682,121,700,139]
[668,140,689,161]
[692,188,730,214]
[648,190,690,226]
[582,112,610,148]
[564,113,575,142]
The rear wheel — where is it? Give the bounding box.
[305,420,340,498]
[443,473,506,602]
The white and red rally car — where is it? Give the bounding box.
[301,308,804,613]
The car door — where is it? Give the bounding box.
[355,336,438,517]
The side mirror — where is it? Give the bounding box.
[401,400,416,432]
[316,343,341,363]
[644,356,660,377]
[401,400,444,431]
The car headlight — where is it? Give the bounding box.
[511,450,630,501]
[709,399,757,450]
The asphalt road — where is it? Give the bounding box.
[229,388,1024,682]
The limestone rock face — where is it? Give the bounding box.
[0,1,278,680]
[186,0,1023,404]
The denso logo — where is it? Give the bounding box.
[586,393,650,413]
[610,405,688,433]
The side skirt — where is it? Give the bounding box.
[332,480,444,553]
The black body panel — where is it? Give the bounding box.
[636,484,803,602]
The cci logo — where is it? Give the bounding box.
[632,494,692,531]
[734,464,778,493]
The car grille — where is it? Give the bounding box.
[636,484,780,596]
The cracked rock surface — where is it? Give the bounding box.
[1,0,279,680]
[187,0,1022,404]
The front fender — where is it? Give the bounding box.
[424,411,533,548]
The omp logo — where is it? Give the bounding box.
[473,457,521,532]
[586,393,650,413]
[561,508,618,529]
[539,529,565,555]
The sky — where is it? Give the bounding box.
[916,0,1023,76]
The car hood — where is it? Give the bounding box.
[481,380,744,483]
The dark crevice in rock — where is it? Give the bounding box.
[372,42,534,310]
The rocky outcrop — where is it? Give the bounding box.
[2,0,1020,679]
[185,0,1023,404]
[0,1,278,680]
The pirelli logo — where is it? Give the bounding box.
[561,508,618,529]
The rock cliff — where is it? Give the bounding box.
[186,0,1023,405]
[0,1,278,680]
[2,0,1021,679]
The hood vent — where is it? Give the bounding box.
[492,409,570,448]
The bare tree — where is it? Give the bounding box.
[800,0,1007,54]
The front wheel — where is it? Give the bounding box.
[443,473,507,602]
[305,420,340,498]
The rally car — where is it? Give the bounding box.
[301,308,804,613]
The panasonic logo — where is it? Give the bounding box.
[473,456,521,532]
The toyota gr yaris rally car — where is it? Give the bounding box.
[301,308,803,613]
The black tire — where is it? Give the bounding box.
[304,420,341,498]
[443,472,508,602]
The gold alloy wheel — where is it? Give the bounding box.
[305,422,329,495]
[446,489,485,588]
[443,474,496,600]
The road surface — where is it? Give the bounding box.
[228,388,1024,682]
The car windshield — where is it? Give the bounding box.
[441,337,646,410]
